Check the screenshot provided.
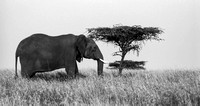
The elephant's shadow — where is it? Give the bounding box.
[32,71,87,82]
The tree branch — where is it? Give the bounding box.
[112,51,122,56]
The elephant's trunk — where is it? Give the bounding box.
[95,46,104,76]
[97,59,103,76]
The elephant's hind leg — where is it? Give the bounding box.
[21,68,35,78]
[20,58,36,78]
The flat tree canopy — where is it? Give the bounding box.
[87,25,163,74]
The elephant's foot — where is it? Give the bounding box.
[21,71,35,78]
[66,71,76,79]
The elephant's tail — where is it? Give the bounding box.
[15,52,18,79]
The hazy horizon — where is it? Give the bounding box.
[0,0,199,71]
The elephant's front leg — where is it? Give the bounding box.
[65,50,77,78]
[75,62,79,75]
[65,62,76,78]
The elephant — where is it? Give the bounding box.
[15,33,104,78]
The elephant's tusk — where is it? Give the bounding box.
[99,59,109,64]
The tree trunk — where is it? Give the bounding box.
[118,52,126,75]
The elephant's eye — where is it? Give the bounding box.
[92,46,97,52]
[85,43,88,47]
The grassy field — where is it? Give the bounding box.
[0,69,200,106]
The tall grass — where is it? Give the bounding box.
[0,69,200,105]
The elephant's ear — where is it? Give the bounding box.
[75,35,87,62]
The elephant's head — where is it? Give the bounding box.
[76,35,104,76]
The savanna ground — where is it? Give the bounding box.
[0,68,200,106]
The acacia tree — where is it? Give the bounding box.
[87,25,163,74]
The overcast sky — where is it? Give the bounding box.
[0,0,199,71]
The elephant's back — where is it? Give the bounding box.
[28,33,77,41]
[53,34,77,46]
[16,33,56,55]
[19,33,51,44]
[16,33,77,54]
[53,34,76,40]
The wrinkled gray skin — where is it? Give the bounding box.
[15,33,104,78]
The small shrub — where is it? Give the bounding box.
[108,60,146,70]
